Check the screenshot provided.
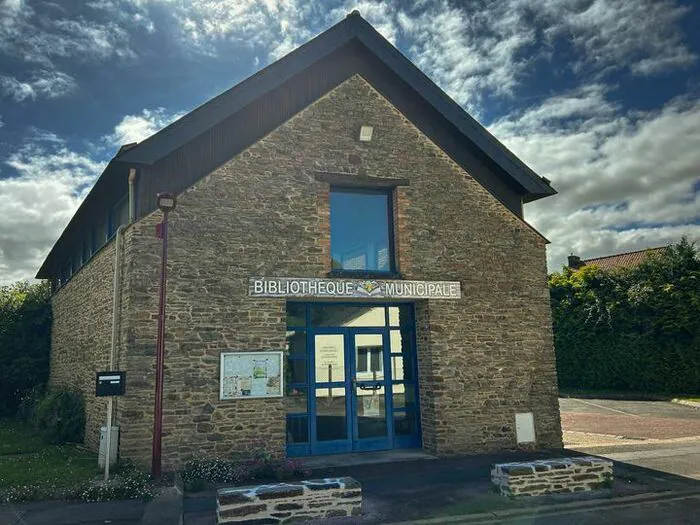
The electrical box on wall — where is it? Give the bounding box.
[515,412,536,444]
[99,426,119,468]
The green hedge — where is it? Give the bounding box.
[0,281,51,416]
[550,238,700,394]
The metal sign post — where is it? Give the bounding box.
[151,192,176,480]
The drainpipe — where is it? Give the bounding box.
[105,223,126,481]
[128,168,137,223]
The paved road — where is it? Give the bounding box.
[495,494,700,525]
[560,398,700,480]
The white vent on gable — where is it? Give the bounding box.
[359,125,374,142]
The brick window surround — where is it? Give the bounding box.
[314,172,409,278]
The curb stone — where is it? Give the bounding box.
[384,490,700,525]
[140,486,183,525]
[672,399,700,409]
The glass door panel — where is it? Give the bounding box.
[351,331,390,448]
[314,334,345,383]
[315,388,347,441]
[312,333,350,450]
[355,384,387,438]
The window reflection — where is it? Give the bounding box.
[316,391,346,441]
[394,412,417,436]
[285,386,308,413]
[286,415,308,443]
[286,331,306,356]
[311,305,386,327]
[287,360,306,384]
[354,333,384,381]
[286,303,305,327]
[356,385,387,438]
[330,189,392,272]
[392,383,417,409]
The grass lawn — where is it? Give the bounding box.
[0,418,99,491]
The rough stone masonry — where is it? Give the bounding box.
[217,477,362,524]
[492,457,614,496]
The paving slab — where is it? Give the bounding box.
[183,450,700,525]
[0,499,146,525]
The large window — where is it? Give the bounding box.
[329,188,393,273]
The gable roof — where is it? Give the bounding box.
[582,246,668,270]
[37,11,556,280]
[116,11,554,200]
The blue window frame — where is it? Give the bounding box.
[330,188,395,273]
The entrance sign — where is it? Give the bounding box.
[95,371,126,397]
[250,277,461,299]
[220,351,283,400]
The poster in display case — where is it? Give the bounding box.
[220,351,283,400]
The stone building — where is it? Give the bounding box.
[37,12,562,469]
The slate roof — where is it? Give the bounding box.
[583,246,668,270]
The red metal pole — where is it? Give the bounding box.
[151,210,169,479]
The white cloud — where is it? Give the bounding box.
[0,132,105,284]
[535,0,696,76]
[0,107,183,284]
[108,107,184,146]
[0,0,136,102]
[0,71,77,101]
[490,92,700,271]
[0,1,135,65]
[82,0,694,112]
[398,0,696,110]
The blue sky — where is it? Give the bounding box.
[1,0,699,283]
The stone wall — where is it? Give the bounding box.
[491,457,614,496]
[217,478,362,524]
[49,235,129,452]
[55,72,561,467]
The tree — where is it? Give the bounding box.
[549,238,699,394]
[0,280,52,416]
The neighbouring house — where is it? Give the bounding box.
[567,246,669,271]
[37,12,562,469]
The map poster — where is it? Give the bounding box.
[220,351,283,400]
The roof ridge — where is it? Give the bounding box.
[584,245,668,262]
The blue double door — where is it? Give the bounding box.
[286,303,421,456]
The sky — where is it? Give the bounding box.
[0,0,699,284]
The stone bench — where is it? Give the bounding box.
[217,477,362,524]
[491,456,613,497]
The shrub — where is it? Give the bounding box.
[33,390,85,444]
[181,452,311,491]
[17,384,45,422]
[181,458,248,491]
[0,281,51,416]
